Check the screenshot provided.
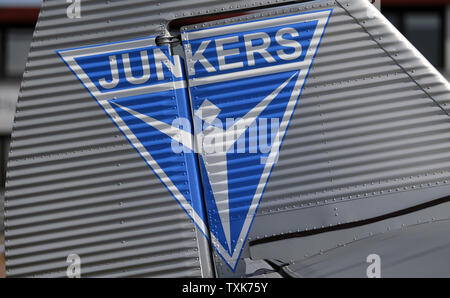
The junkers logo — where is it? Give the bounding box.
[58,8,332,270]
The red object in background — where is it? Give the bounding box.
[0,7,40,25]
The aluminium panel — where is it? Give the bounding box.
[252,0,450,240]
[250,192,450,263]
[5,0,450,278]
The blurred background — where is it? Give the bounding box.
[0,0,450,278]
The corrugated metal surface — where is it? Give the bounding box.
[0,81,20,134]
[249,194,450,264]
[5,0,300,279]
[181,0,450,276]
[181,7,334,270]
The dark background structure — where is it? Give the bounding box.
[1,0,450,278]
